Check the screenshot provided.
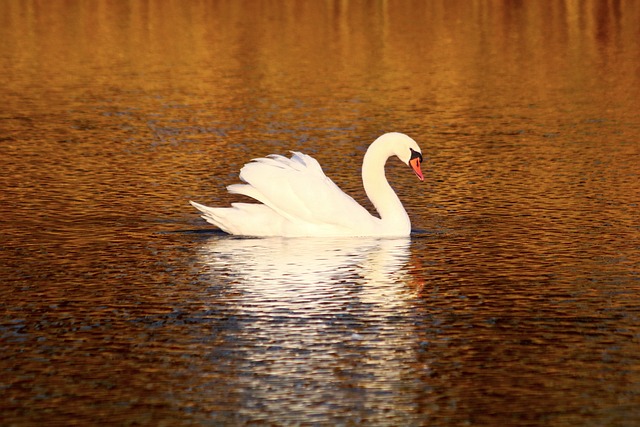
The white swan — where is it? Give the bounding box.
[190,132,424,237]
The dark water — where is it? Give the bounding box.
[1,1,639,425]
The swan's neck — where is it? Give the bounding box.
[362,139,410,234]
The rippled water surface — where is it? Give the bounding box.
[1,1,639,425]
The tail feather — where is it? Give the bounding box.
[190,201,235,234]
[190,200,285,236]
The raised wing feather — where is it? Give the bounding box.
[228,151,375,231]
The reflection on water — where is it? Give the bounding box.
[1,0,639,425]
[198,237,422,423]
[200,237,411,308]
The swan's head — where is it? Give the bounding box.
[384,132,424,181]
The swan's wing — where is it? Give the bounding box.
[227,152,376,231]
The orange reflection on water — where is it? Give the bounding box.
[1,1,639,425]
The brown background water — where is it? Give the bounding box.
[1,1,639,425]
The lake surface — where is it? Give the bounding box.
[1,1,639,425]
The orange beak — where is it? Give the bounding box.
[409,157,424,181]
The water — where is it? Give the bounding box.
[1,1,639,425]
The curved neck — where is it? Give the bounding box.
[361,138,410,234]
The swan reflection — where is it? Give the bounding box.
[198,237,413,311]
[197,237,422,421]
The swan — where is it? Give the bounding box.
[190,132,424,237]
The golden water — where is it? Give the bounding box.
[1,1,639,425]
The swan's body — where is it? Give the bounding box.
[190,132,424,237]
